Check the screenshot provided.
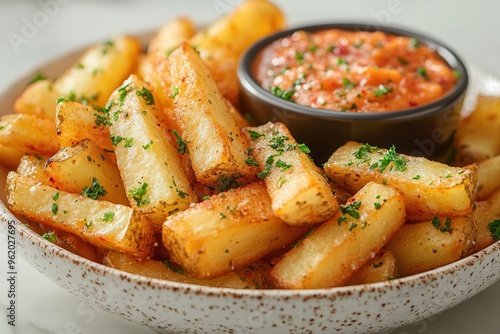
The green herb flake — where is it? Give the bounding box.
[275,159,292,171]
[110,135,123,146]
[215,174,241,192]
[378,145,407,172]
[374,202,382,210]
[270,86,295,101]
[42,231,57,243]
[342,77,356,90]
[172,176,189,199]
[173,130,189,155]
[129,182,150,207]
[136,86,155,105]
[374,84,393,97]
[102,212,115,222]
[488,219,500,241]
[294,51,305,63]
[417,67,429,80]
[101,40,115,55]
[51,203,59,215]
[340,200,362,219]
[353,143,378,165]
[124,138,134,148]
[219,212,227,219]
[117,82,132,105]
[373,262,383,268]
[245,157,259,167]
[28,72,47,85]
[409,38,421,48]
[413,175,421,180]
[81,177,108,200]
[247,130,265,141]
[164,259,185,274]
[52,191,60,201]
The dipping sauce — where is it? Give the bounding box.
[253,29,458,112]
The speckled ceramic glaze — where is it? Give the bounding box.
[1,35,500,334]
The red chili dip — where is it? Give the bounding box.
[253,29,458,112]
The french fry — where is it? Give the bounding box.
[324,141,477,222]
[162,181,310,279]
[386,216,477,276]
[475,154,500,200]
[268,181,406,289]
[108,74,196,229]
[40,228,99,262]
[0,114,59,157]
[469,188,500,252]
[13,80,60,119]
[243,122,338,226]
[103,251,271,289]
[345,249,398,285]
[454,95,500,166]
[44,140,129,206]
[56,101,113,152]
[168,42,257,188]
[5,172,154,258]
[189,0,285,104]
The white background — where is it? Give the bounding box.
[0,0,499,333]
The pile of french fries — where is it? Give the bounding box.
[1,0,499,289]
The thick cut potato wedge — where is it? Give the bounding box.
[14,80,60,119]
[345,249,398,286]
[454,95,500,166]
[168,42,257,188]
[103,251,271,289]
[324,141,477,222]
[386,216,477,276]
[268,182,406,289]
[243,122,338,226]
[56,101,113,151]
[0,114,59,157]
[55,36,141,107]
[108,75,196,230]
[5,172,154,258]
[44,139,128,205]
[476,154,500,200]
[189,0,285,104]
[469,188,500,252]
[162,181,310,279]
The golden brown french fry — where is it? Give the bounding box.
[454,95,500,166]
[14,79,60,119]
[345,249,398,286]
[103,251,271,289]
[476,154,500,200]
[469,187,500,252]
[108,75,196,229]
[56,101,113,152]
[189,0,285,104]
[0,114,59,157]
[44,140,128,205]
[162,181,310,279]
[386,216,477,276]
[168,42,257,188]
[55,36,141,107]
[324,141,477,222]
[6,172,154,258]
[243,122,338,226]
[268,182,406,289]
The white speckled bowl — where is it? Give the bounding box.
[1,34,500,334]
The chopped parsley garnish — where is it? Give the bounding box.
[275,159,292,171]
[169,85,179,99]
[245,157,259,167]
[136,87,155,105]
[110,135,123,146]
[117,82,132,105]
[353,143,379,165]
[257,154,277,179]
[129,182,149,207]
[431,216,453,233]
[42,231,57,243]
[28,72,47,85]
[172,176,189,199]
[142,140,153,150]
[101,40,115,55]
[81,177,108,200]
[164,260,185,274]
[298,143,311,155]
[247,130,265,141]
[294,51,305,63]
[417,67,429,80]
[488,219,500,241]
[374,84,393,97]
[215,174,241,192]
[270,86,295,101]
[409,38,421,48]
[378,145,407,172]
[349,222,358,231]
[413,175,421,180]
[269,135,289,150]
[52,203,59,215]
[173,130,189,155]
[57,97,70,104]
[52,192,60,201]
[94,111,112,127]
[102,212,115,222]
[340,200,362,219]
[124,137,134,148]
[374,202,382,210]
[453,70,462,79]
[342,77,356,90]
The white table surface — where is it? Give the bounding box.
[0,1,499,333]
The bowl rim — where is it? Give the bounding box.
[4,200,500,297]
[238,21,469,122]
